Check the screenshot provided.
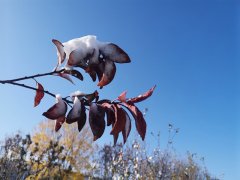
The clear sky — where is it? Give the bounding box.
[0,0,239,179]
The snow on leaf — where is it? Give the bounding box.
[122,102,146,140]
[89,103,105,141]
[127,85,156,104]
[68,48,95,68]
[34,82,44,107]
[42,95,67,120]
[117,91,127,103]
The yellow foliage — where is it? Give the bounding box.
[30,120,96,173]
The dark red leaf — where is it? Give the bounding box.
[122,109,131,144]
[97,99,111,104]
[63,69,83,81]
[55,115,65,132]
[66,97,81,124]
[117,91,127,103]
[113,133,119,146]
[77,102,86,132]
[89,103,106,141]
[101,103,115,126]
[42,99,67,120]
[88,70,97,82]
[110,104,126,136]
[34,82,44,107]
[85,90,99,103]
[99,43,131,63]
[127,85,156,104]
[122,103,146,140]
[97,60,116,88]
[52,39,66,65]
[57,73,74,84]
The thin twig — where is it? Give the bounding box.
[0,69,65,83]
[0,81,73,106]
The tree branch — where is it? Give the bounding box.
[0,69,65,83]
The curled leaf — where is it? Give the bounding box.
[57,73,74,84]
[64,69,83,81]
[34,82,44,107]
[89,103,106,141]
[127,85,156,104]
[122,102,146,140]
[97,60,116,88]
[52,39,66,66]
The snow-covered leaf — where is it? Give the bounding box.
[66,97,81,124]
[42,95,67,120]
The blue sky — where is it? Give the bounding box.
[0,0,239,179]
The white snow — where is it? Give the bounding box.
[70,96,81,118]
[70,90,86,99]
[54,35,113,68]
[55,94,66,115]
[63,35,102,65]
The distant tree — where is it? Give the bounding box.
[0,133,31,179]
[30,120,95,174]
[0,123,94,180]
[91,124,219,180]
